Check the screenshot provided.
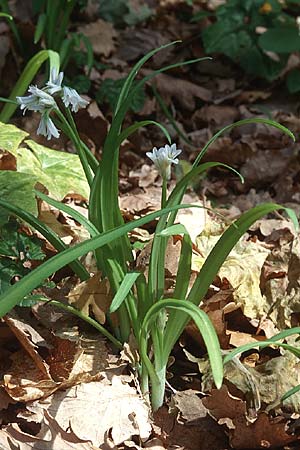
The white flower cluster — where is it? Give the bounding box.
[17,69,89,140]
[146,143,182,179]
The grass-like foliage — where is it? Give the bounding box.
[0,42,298,411]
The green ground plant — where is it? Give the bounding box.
[198,0,300,91]
[0,42,298,411]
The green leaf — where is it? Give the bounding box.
[258,27,300,53]
[286,69,300,93]
[0,203,201,317]
[109,271,141,313]
[0,121,28,156]
[34,12,47,44]
[141,299,223,389]
[157,224,188,237]
[0,171,38,225]
[0,198,90,281]
[174,233,192,300]
[17,140,90,200]
[224,327,300,364]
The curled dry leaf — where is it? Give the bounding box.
[4,312,52,379]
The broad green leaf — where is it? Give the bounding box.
[0,122,28,156]
[17,140,90,200]
[0,171,38,225]
[258,27,300,53]
[286,69,300,93]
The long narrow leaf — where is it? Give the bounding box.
[109,271,141,313]
[223,327,300,364]
[0,197,90,281]
[193,118,295,166]
[163,204,298,359]
[141,299,223,389]
[35,190,99,237]
[118,120,171,147]
[115,41,180,115]
[0,203,203,317]
[173,233,192,299]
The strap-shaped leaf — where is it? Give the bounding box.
[163,203,298,359]
[0,197,90,281]
[141,298,223,389]
[0,203,202,317]
[35,190,99,237]
[118,120,171,147]
[109,271,141,313]
[224,327,300,364]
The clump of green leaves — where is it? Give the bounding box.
[200,0,300,89]
[0,42,298,413]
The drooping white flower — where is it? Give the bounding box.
[16,69,89,141]
[146,143,182,179]
[17,85,57,114]
[37,112,60,140]
[62,86,89,112]
[46,68,64,95]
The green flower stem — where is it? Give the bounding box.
[54,109,93,186]
[64,106,99,174]
[161,175,167,209]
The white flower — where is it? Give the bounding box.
[62,86,89,112]
[37,112,60,140]
[17,86,56,114]
[46,68,64,95]
[146,143,182,179]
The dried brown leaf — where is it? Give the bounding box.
[26,376,151,447]
[78,19,118,57]
[0,410,99,449]
[68,273,112,324]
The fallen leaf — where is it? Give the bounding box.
[0,410,99,449]
[27,376,151,447]
[145,70,212,110]
[172,389,208,423]
[4,312,52,379]
[68,272,112,324]
[78,19,118,57]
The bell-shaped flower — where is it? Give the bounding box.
[37,112,60,140]
[46,68,64,95]
[17,86,57,114]
[62,86,89,113]
[146,143,182,179]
